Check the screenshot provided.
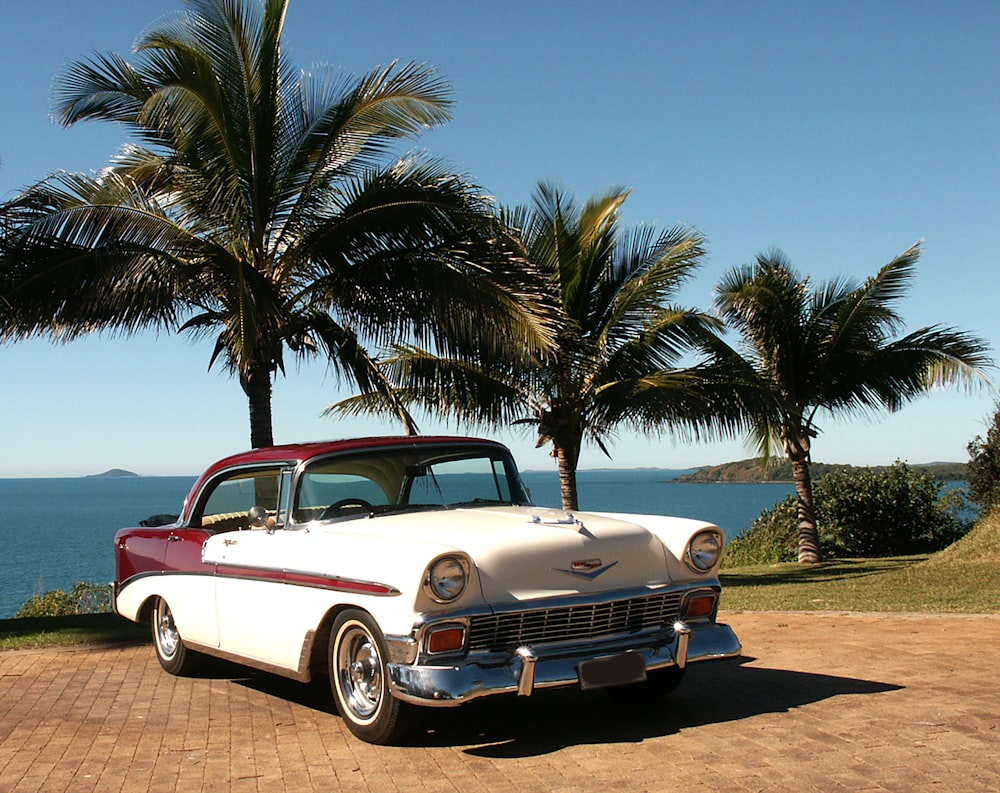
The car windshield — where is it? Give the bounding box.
[292,445,532,524]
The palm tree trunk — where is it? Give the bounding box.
[556,445,580,512]
[789,456,821,564]
[245,364,274,448]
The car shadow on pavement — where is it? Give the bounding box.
[226,655,902,756]
[440,658,903,757]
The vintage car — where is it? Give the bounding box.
[113,436,740,744]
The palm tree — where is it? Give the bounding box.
[713,243,991,563]
[0,0,544,448]
[333,182,747,510]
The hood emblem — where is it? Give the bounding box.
[554,559,619,580]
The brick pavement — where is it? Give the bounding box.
[1,612,998,792]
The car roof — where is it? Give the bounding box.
[179,436,511,523]
[194,435,507,483]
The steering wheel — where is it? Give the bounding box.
[320,498,375,520]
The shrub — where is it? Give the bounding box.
[16,582,112,618]
[724,496,799,566]
[819,462,970,556]
[723,461,972,566]
[968,405,1000,509]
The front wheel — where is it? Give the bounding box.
[329,609,415,744]
[152,597,199,676]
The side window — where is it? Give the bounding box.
[197,469,280,531]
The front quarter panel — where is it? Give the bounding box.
[590,512,727,579]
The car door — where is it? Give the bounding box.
[195,465,300,667]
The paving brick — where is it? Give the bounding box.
[2,613,1000,791]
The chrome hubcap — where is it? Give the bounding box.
[157,603,179,658]
[337,625,382,719]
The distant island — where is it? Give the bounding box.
[87,468,139,478]
[673,458,967,483]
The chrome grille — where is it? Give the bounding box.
[467,591,684,653]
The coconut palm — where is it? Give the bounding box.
[333,182,748,510]
[713,243,991,563]
[0,0,544,447]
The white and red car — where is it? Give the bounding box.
[113,436,740,744]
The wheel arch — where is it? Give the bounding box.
[306,604,360,681]
[136,594,159,625]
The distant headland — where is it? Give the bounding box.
[86,469,139,478]
[673,459,967,483]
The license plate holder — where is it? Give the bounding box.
[578,651,646,690]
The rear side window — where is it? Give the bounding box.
[197,469,280,530]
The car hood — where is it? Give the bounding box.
[322,505,675,603]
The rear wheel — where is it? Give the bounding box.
[152,597,199,676]
[329,609,415,744]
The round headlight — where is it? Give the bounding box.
[686,530,722,572]
[424,556,468,602]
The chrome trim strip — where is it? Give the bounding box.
[213,564,402,596]
[184,639,313,683]
[115,568,400,597]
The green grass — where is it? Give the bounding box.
[721,556,1000,613]
[0,613,147,652]
[721,510,1000,613]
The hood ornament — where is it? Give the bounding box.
[530,512,593,536]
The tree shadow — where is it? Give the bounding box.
[721,557,926,587]
[227,656,902,756]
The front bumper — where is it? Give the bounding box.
[387,620,740,707]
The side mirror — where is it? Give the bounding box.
[248,505,273,533]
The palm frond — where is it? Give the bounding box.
[714,244,993,458]
[598,225,707,350]
[300,157,552,358]
[306,318,418,433]
[592,364,752,444]
[823,325,992,416]
[326,344,530,431]
[822,243,922,357]
[0,176,211,340]
[52,52,154,128]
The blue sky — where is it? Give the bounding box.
[1,0,997,477]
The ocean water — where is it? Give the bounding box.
[0,470,795,619]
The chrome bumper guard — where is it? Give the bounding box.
[387,620,740,707]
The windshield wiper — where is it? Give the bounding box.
[447,498,514,508]
[369,503,445,517]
